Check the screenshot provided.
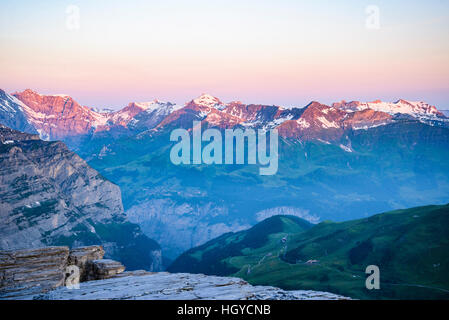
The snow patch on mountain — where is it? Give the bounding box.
[297,118,310,128]
[258,114,295,130]
[352,122,390,130]
[193,94,225,109]
[134,100,180,113]
[90,107,114,114]
[335,99,443,118]
[317,116,339,129]
[339,144,352,153]
[36,129,51,141]
[255,207,320,224]
[90,111,109,128]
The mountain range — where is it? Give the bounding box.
[1,88,449,259]
[1,88,447,147]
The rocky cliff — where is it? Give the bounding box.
[0,125,162,271]
[0,89,37,135]
[0,245,125,299]
[0,246,349,300]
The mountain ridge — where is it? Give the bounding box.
[1,88,447,145]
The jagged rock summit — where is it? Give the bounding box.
[2,88,447,144]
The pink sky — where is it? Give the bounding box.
[1,1,448,109]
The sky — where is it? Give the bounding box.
[1,0,449,110]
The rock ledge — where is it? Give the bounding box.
[39,272,350,300]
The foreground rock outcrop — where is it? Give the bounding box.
[0,245,125,299]
[68,246,105,281]
[0,246,69,298]
[0,246,349,300]
[39,272,349,300]
[87,259,126,280]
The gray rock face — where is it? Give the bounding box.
[0,90,37,136]
[1,246,349,300]
[0,245,126,299]
[0,125,162,271]
[87,259,125,280]
[0,126,122,249]
[39,272,350,300]
[0,246,69,299]
[68,246,105,281]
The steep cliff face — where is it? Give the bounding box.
[0,89,37,135]
[12,89,102,140]
[8,89,182,144]
[0,125,162,271]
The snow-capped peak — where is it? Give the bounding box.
[134,100,183,113]
[90,107,114,114]
[134,100,165,110]
[192,93,224,109]
[334,99,444,118]
[393,99,441,116]
[20,89,40,95]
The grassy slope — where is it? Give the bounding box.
[168,215,313,275]
[169,204,449,299]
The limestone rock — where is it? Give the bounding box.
[40,272,350,300]
[0,246,349,300]
[68,246,105,281]
[87,259,125,280]
[0,246,69,299]
[0,246,127,299]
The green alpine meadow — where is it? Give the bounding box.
[169,204,449,299]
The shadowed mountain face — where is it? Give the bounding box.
[0,125,162,271]
[168,204,449,300]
